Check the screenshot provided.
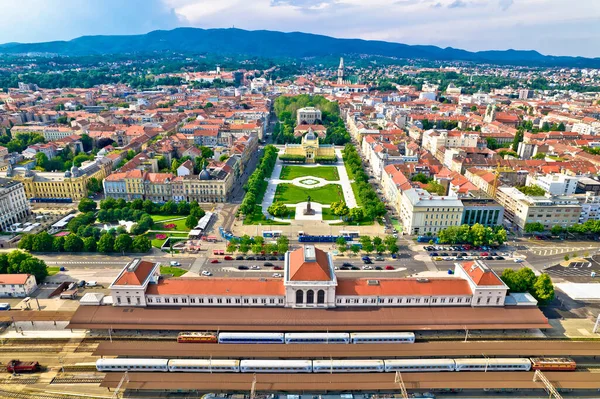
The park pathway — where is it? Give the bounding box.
[261,148,358,220]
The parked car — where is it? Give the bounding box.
[235,256,244,260]
[391,253,398,259]
[340,266,351,270]
[238,266,249,270]
[246,256,256,260]
[256,256,266,261]
[430,252,439,257]
[375,266,382,270]
[250,265,260,270]
[224,256,233,261]
[274,266,283,270]
[361,256,371,261]
[268,256,278,261]
[272,273,283,278]
[385,265,395,270]
[278,255,285,261]
[375,256,384,261]
[342,262,354,267]
[210,259,220,264]
[363,265,373,270]
[264,262,274,267]
[495,256,505,260]
[170,261,181,266]
[77,280,86,288]
[86,281,98,287]
[201,271,212,276]
[514,258,524,263]
[351,266,360,270]
[363,259,373,264]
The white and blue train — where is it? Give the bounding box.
[213,332,415,345]
[97,358,532,373]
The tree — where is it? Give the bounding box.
[268,202,289,217]
[277,235,289,254]
[226,242,238,253]
[359,235,372,247]
[251,243,263,255]
[551,225,564,236]
[32,232,54,252]
[80,134,93,152]
[384,235,397,247]
[83,236,97,252]
[411,173,430,184]
[35,152,49,170]
[132,236,151,253]
[373,237,383,246]
[376,244,386,254]
[470,105,478,112]
[97,234,115,253]
[52,236,65,252]
[185,215,199,229]
[425,181,446,196]
[532,152,546,160]
[87,177,102,194]
[18,234,34,251]
[524,222,545,233]
[78,198,97,213]
[190,206,206,219]
[501,269,527,292]
[337,244,347,255]
[387,243,399,255]
[516,267,537,291]
[142,200,156,214]
[532,274,555,304]
[348,207,364,222]
[177,201,190,216]
[265,244,278,255]
[63,234,84,252]
[114,234,133,255]
[350,245,361,256]
[239,244,250,254]
[6,250,48,283]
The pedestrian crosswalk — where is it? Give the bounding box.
[546,267,596,277]
[528,246,598,256]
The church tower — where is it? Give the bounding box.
[337,57,344,85]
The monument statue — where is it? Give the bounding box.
[303,195,315,215]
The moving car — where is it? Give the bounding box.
[210,259,220,264]
[272,273,283,278]
[201,271,212,276]
[238,266,249,270]
[170,261,181,266]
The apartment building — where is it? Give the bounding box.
[0,178,30,232]
[526,173,579,196]
[496,187,581,232]
[422,130,479,154]
[0,274,37,298]
[400,188,463,235]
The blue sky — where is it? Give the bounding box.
[0,0,598,57]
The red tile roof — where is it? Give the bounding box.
[288,247,331,281]
[0,274,31,285]
[146,278,284,296]
[113,260,157,286]
[459,261,504,286]
[336,278,472,296]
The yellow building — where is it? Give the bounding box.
[283,129,335,164]
[0,160,110,201]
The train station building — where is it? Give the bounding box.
[107,246,512,309]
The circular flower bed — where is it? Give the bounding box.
[155,234,167,240]
[164,223,176,229]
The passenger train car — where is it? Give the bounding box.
[453,358,532,372]
[96,358,169,372]
[218,332,285,344]
[98,357,555,374]
[240,360,313,373]
[530,357,577,371]
[177,332,218,343]
[284,332,350,344]
[350,332,415,344]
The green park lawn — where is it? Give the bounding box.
[151,216,190,232]
[321,208,340,221]
[160,266,187,277]
[151,215,185,222]
[274,183,344,205]
[351,182,363,206]
[147,232,189,249]
[279,165,339,181]
[243,205,291,226]
[47,266,60,276]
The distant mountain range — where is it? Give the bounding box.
[1,27,598,67]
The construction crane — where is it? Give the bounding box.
[533,370,563,399]
[491,161,513,198]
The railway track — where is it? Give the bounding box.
[0,389,108,399]
[0,347,62,353]
[51,375,104,384]
[0,377,38,385]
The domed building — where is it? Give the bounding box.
[282,128,336,164]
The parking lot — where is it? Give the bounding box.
[545,257,600,282]
[422,244,516,263]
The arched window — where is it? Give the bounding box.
[295,290,304,304]
[306,290,314,304]
[317,290,325,304]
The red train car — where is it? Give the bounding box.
[6,360,41,373]
[530,357,576,371]
[177,332,217,343]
